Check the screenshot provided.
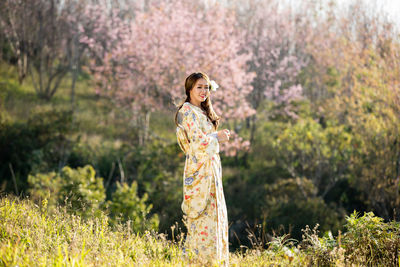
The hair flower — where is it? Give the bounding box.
[210,80,219,91]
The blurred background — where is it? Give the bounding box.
[0,0,399,251]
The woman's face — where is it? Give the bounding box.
[190,78,210,104]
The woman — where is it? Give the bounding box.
[175,72,230,266]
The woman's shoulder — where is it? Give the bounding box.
[182,102,205,116]
[179,102,192,115]
[183,102,207,114]
[181,101,191,109]
[179,102,208,119]
[177,102,193,124]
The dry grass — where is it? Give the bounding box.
[0,194,309,266]
[1,194,399,266]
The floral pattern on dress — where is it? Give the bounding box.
[176,102,229,266]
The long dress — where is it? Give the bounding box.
[176,102,229,266]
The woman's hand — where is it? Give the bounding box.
[217,129,230,142]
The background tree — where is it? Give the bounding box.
[85,0,256,149]
[232,0,308,147]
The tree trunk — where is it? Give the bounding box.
[70,32,80,110]
[144,110,151,144]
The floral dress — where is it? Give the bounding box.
[176,102,229,266]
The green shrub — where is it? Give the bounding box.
[342,211,400,266]
[58,165,106,217]
[106,181,159,233]
[299,224,344,266]
[0,108,75,193]
[299,211,400,266]
[28,165,105,218]
[132,141,182,233]
[28,164,158,233]
[26,170,60,212]
[264,177,344,240]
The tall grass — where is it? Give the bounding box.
[0,194,185,266]
[0,194,308,266]
[1,194,399,266]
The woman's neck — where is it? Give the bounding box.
[189,100,201,108]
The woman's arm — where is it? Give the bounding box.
[178,105,219,157]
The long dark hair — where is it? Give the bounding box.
[174,72,220,130]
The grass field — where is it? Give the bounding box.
[2,195,399,266]
[0,195,310,266]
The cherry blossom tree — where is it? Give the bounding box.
[86,0,256,150]
[231,0,308,146]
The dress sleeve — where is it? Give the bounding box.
[178,105,219,157]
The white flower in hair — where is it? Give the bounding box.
[210,80,219,91]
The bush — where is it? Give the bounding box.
[0,108,75,193]
[300,224,345,266]
[28,165,105,218]
[342,211,400,266]
[131,141,182,233]
[300,211,400,266]
[28,164,158,233]
[264,177,344,240]
[106,181,159,233]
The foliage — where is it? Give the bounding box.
[59,165,106,217]
[273,117,353,198]
[27,164,159,232]
[309,32,400,219]
[0,108,75,193]
[300,224,345,266]
[264,177,344,240]
[28,165,105,218]
[342,211,400,266]
[106,181,159,233]
[299,211,400,266]
[132,141,183,233]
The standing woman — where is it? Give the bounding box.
[175,72,231,266]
